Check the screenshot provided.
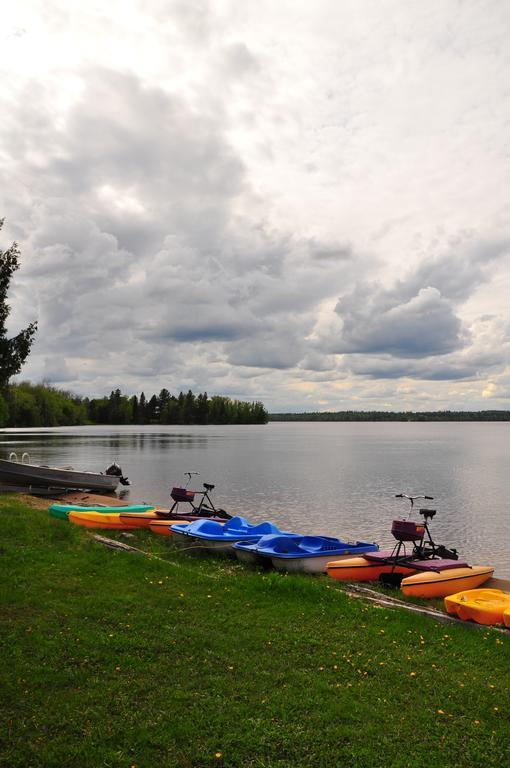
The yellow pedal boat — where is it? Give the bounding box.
[400,566,494,599]
[445,588,510,625]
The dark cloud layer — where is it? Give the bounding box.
[333,285,464,357]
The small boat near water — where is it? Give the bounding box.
[0,453,129,493]
[445,588,510,625]
[170,516,296,554]
[400,564,494,598]
[68,511,140,530]
[50,503,153,520]
[326,551,418,582]
[236,535,379,573]
[148,518,204,535]
[327,494,465,587]
[233,534,300,567]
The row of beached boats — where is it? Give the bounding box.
[49,489,501,612]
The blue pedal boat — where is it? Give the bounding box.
[238,535,379,573]
[233,533,302,567]
[170,515,297,555]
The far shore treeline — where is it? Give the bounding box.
[0,383,268,428]
[270,410,510,421]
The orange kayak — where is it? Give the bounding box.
[401,566,494,599]
[118,511,161,529]
[149,519,192,536]
[326,555,417,582]
[68,511,140,530]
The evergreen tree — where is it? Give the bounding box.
[138,392,147,424]
[146,394,159,422]
[196,392,209,424]
[176,391,185,423]
[160,394,179,423]
[159,388,170,415]
[184,389,195,423]
[0,220,37,388]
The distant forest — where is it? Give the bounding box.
[0,383,268,427]
[269,410,510,422]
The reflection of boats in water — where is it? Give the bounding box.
[0,453,129,493]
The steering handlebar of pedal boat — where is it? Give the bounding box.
[395,493,434,508]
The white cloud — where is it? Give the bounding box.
[1,1,510,410]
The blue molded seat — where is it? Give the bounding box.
[254,535,379,559]
[172,516,295,542]
[233,533,301,557]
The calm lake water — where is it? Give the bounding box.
[1,422,509,576]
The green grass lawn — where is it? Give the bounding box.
[1,496,509,768]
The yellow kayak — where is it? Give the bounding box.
[445,588,510,625]
[401,566,494,599]
[68,511,140,530]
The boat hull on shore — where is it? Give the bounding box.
[326,555,417,582]
[445,588,510,625]
[400,566,494,598]
[119,511,160,528]
[171,530,249,552]
[233,534,300,567]
[170,516,294,555]
[0,458,121,493]
[272,552,364,574]
[68,511,139,530]
[149,519,196,536]
[243,535,379,574]
[50,503,153,520]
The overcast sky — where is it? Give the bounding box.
[1,1,510,411]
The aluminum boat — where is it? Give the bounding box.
[0,453,128,493]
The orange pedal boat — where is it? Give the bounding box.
[326,554,417,582]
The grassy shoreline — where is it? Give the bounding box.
[1,496,509,767]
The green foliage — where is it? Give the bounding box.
[4,382,268,426]
[0,219,37,388]
[6,383,87,427]
[85,388,268,425]
[0,392,9,426]
[270,410,510,422]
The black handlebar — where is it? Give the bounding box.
[395,493,434,510]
